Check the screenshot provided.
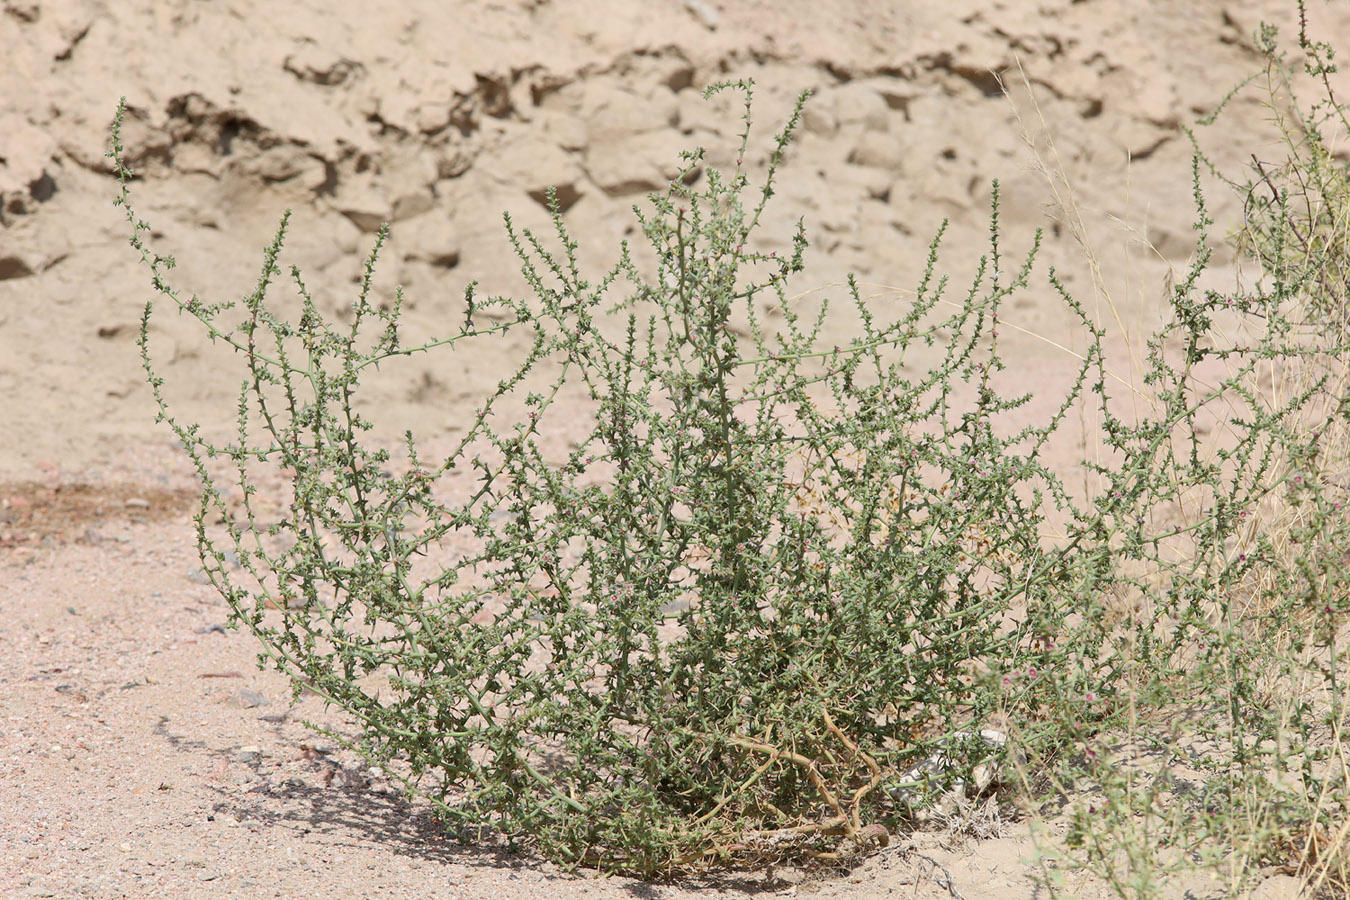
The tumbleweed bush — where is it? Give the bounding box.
[115,69,1349,881]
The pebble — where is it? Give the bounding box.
[233,745,263,763]
[683,0,718,29]
[228,690,268,709]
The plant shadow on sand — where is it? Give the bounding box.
[151,712,821,896]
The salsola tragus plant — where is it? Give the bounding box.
[116,75,1349,881]
[1035,10,1350,896]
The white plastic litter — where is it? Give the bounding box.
[888,728,1009,819]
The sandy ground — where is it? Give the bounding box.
[2,0,1347,897]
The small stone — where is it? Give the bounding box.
[234,745,263,763]
[683,0,718,29]
[228,690,268,710]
